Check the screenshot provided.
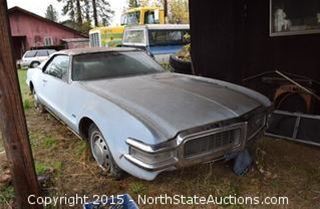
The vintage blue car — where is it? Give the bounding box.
[27,47,271,180]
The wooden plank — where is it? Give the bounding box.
[0,0,42,208]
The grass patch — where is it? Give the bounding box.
[129,182,148,195]
[35,161,63,176]
[35,162,51,175]
[74,140,89,157]
[18,70,30,101]
[43,136,57,149]
[0,185,15,205]
[23,99,31,110]
[52,161,63,171]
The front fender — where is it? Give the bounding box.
[77,97,163,178]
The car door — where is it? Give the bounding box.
[38,55,72,124]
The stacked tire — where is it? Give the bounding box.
[169,55,192,75]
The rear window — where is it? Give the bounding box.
[123,30,145,44]
[24,51,37,58]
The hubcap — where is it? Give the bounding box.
[91,132,111,171]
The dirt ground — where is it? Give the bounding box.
[0,70,320,209]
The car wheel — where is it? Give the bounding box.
[89,124,124,179]
[32,89,45,113]
[30,62,40,68]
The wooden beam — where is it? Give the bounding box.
[0,0,42,208]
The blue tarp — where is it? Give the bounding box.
[83,194,139,209]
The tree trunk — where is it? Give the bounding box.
[76,0,83,26]
[163,0,168,23]
[84,0,91,22]
[92,0,98,26]
[0,0,42,208]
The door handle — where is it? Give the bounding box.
[42,79,48,83]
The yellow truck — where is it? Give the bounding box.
[89,7,165,47]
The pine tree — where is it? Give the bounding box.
[45,4,58,22]
[58,0,83,29]
[128,0,139,8]
[83,0,91,23]
[92,0,114,26]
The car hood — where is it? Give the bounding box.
[80,73,265,142]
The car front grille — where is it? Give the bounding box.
[183,129,241,158]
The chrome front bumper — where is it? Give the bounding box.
[124,121,265,171]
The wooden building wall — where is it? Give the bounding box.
[9,11,84,49]
[189,0,320,85]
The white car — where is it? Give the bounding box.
[27,47,271,181]
[17,49,56,69]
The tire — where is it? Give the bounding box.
[30,61,40,68]
[32,89,45,113]
[89,124,124,179]
[169,55,192,74]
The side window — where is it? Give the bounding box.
[144,11,155,24]
[36,50,48,57]
[44,55,70,81]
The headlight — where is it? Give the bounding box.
[129,146,176,165]
[247,112,266,139]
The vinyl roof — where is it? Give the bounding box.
[57,47,140,56]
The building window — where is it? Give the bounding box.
[270,0,320,36]
[44,37,53,46]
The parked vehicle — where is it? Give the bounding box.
[122,24,190,63]
[27,47,271,181]
[17,49,56,68]
[89,6,165,48]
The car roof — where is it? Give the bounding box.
[125,24,190,30]
[56,47,140,56]
[26,49,56,52]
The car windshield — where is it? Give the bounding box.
[72,51,164,81]
[121,11,140,25]
[148,29,189,46]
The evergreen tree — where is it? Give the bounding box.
[128,0,139,8]
[58,0,83,29]
[45,4,58,22]
[92,0,114,26]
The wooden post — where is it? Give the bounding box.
[0,1,42,208]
